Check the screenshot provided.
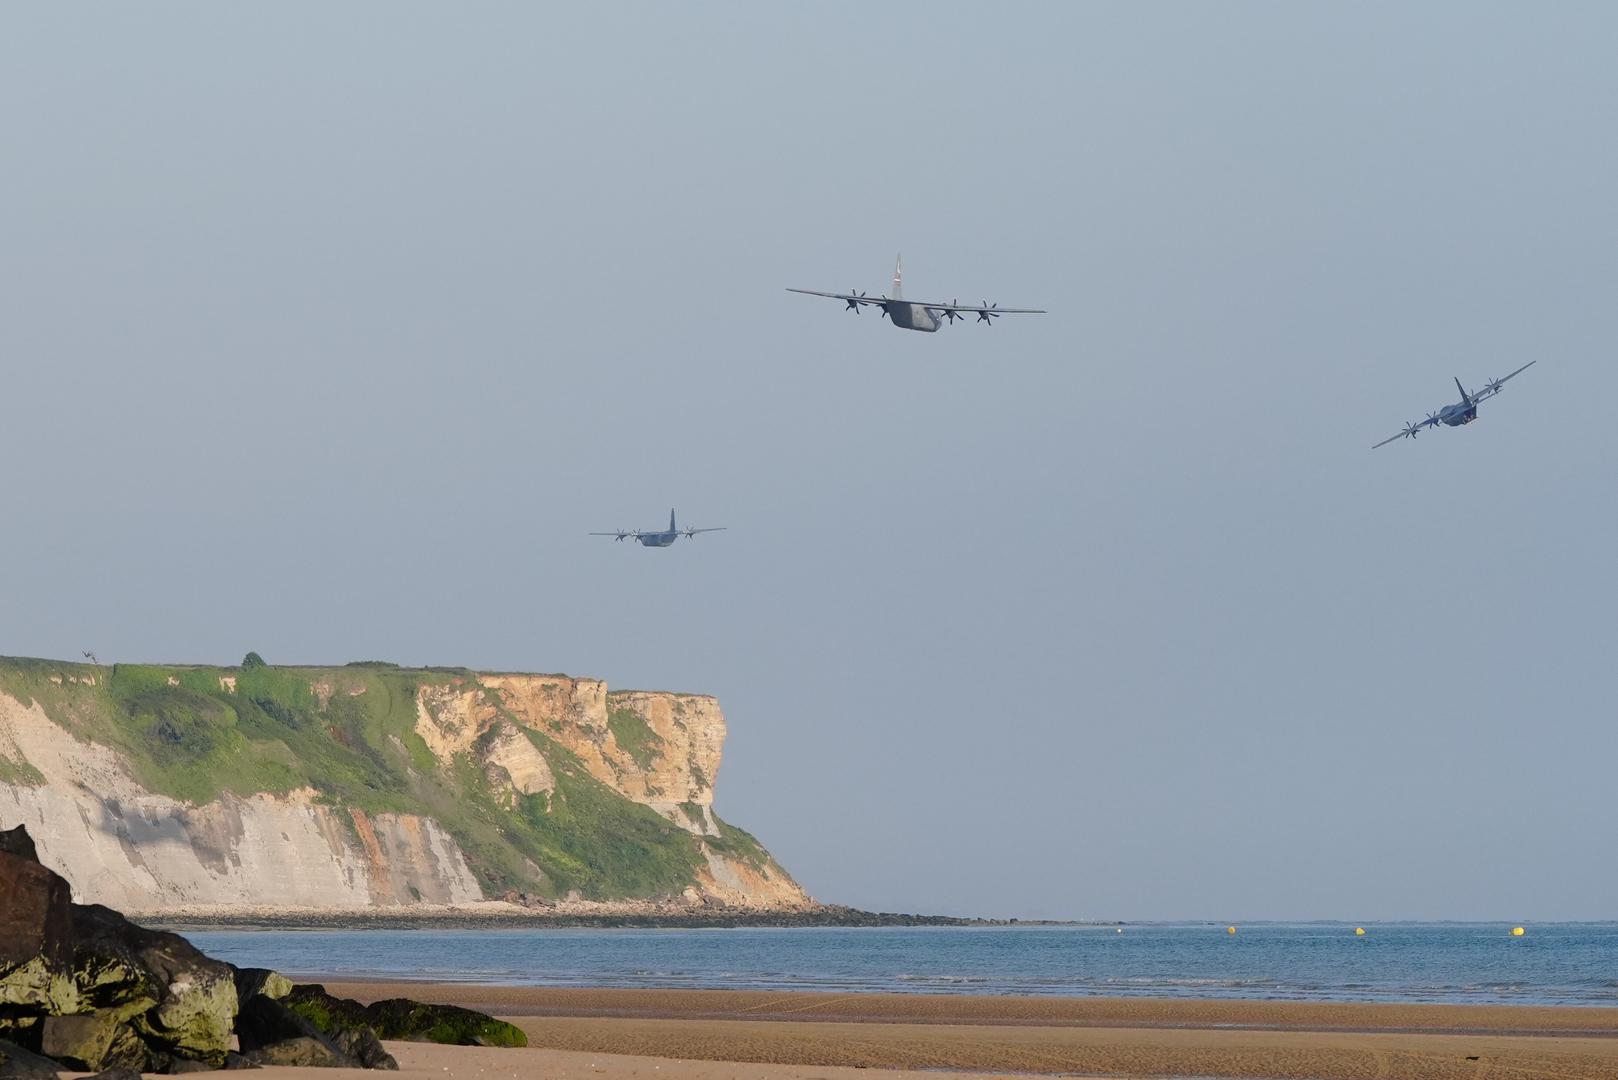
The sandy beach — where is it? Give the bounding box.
[300,982,1618,1080]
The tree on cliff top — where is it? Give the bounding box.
[241,651,266,670]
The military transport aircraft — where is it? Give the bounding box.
[788,256,1045,332]
[591,510,726,548]
[1372,361,1537,449]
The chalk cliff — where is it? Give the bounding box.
[0,657,810,913]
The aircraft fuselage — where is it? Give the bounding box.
[637,531,678,547]
[1437,402,1479,427]
[883,301,941,332]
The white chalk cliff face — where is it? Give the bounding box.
[0,662,810,913]
[0,692,482,911]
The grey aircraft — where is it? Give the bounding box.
[788,256,1045,332]
[591,509,725,547]
[1372,361,1537,448]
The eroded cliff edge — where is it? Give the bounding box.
[0,657,811,914]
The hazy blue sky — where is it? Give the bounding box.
[4,3,1616,921]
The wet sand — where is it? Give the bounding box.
[305,982,1618,1079]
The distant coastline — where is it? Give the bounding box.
[142,903,1082,932]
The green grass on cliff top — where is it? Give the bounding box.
[606,705,663,770]
[0,657,727,901]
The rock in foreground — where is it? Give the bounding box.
[0,822,520,1072]
[0,1039,61,1080]
[285,986,526,1049]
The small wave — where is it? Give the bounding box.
[187,925,1618,1007]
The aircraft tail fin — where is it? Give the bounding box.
[1455,377,1471,404]
[891,254,903,299]
[670,508,677,534]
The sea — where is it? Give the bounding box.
[186,922,1618,1007]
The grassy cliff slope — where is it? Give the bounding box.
[0,656,796,905]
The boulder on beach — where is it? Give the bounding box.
[0,847,78,1016]
[39,1010,149,1072]
[231,968,293,1005]
[235,995,365,1069]
[285,983,524,1049]
[1,820,520,1072]
[70,902,238,1065]
[0,1038,61,1080]
[364,998,527,1047]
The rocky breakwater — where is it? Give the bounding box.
[0,823,525,1076]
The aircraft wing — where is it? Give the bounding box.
[681,527,727,535]
[786,288,884,306]
[786,289,1045,314]
[1470,360,1537,403]
[917,300,1046,314]
[1371,415,1440,449]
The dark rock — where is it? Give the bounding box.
[145,1048,220,1074]
[229,968,291,1005]
[330,1026,397,1071]
[41,1010,149,1071]
[0,849,77,1014]
[241,1037,354,1068]
[85,1068,144,1080]
[70,904,237,1065]
[363,998,527,1047]
[0,1016,39,1051]
[234,997,356,1068]
[278,987,395,1070]
[286,982,514,1049]
[0,1039,59,1080]
[282,985,372,1037]
[222,1051,261,1070]
[235,995,321,1048]
[0,828,38,864]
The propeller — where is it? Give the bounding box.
[941,299,966,325]
[615,529,638,542]
[1401,421,1423,440]
[680,527,701,538]
[1484,377,1505,395]
[878,294,891,320]
[976,301,1000,324]
[844,290,867,313]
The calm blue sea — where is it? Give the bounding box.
[185,924,1618,1007]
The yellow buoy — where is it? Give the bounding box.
[1354,927,1366,936]
[1511,926,1526,936]
[1227,926,1237,935]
